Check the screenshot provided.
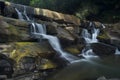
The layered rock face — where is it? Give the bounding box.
[0,1,82,76]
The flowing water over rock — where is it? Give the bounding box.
[79,22,100,59]
[15,8,78,63]
[13,7,120,80]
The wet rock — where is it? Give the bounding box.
[46,22,58,35]
[91,42,116,56]
[98,23,120,49]
[64,44,84,55]
[57,27,77,47]
[38,58,57,70]
[57,27,75,41]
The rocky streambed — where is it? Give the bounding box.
[0,1,120,80]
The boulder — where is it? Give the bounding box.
[91,42,116,56]
[64,44,84,55]
[98,23,120,49]
[46,22,58,35]
[8,42,55,63]
[56,27,76,47]
[0,16,31,42]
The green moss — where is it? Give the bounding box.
[98,32,110,40]
[9,42,54,63]
[65,47,80,55]
[8,24,18,35]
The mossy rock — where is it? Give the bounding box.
[39,58,57,70]
[8,42,55,63]
[64,44,84,55]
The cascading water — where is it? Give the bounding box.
[15,8,24,21]
[115,48,120,55]
[15,7,78,63]
[80,22,100,59]
[81,23,100,43]
[23,6,30,21]
[31,24,79,63]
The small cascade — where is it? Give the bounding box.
[15,8,24,21]
[80,22,100,59]
[101,24,106,28]
[23,6,30,21]
[31,24,78,63]
[81,26,99,43]
[115,48,120,55]
[15,7,78,63]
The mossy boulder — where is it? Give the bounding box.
[39,58,57,70]
[98,23,120,49]
[64,44,84,55]
[8,42,55,63]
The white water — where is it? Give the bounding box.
[80,22,100,59]
[81,28,99,43]
[115,48,120,55]
[15,7,78,63]
[101,24,106,28]
[23,6,30,21]
[32,25,78,62]
[15,8,24,21]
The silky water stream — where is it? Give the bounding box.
[15,7,120,80]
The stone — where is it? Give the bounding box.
[46,22,58,35]
[9,42,55,63]
[91,42,116,56]
[56,27,76,47]
[64,44,84,55]
[0,16,31,42]
[98,23,120,49]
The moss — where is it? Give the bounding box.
[65,47,80,55]
[40,59,57,69]
[98,32,110,40]
[9,42,54,63]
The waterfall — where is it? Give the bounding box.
[31,24,78,63]
[15,7,78,63]
[15,8,24,21]
[115,48,120,55]
[80,22,100,59]
[23,6,30,21]
[81,27,99,43]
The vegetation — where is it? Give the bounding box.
[5,0,120,23]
